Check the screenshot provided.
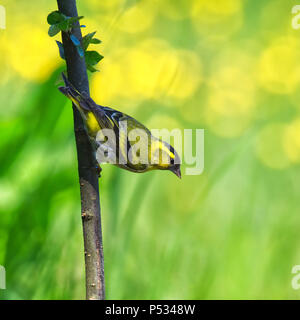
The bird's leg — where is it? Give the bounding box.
[87,138,102,178]
[95,163,102,178]
[91,154,102,178]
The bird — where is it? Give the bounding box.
[58,73,181,178]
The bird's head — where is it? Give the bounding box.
[151,139,181,179]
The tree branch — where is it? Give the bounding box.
[56,0,105,300]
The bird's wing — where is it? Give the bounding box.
[91,105,151,171]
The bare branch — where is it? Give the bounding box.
[56,0,105,300]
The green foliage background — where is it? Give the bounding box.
[1,0,300,299]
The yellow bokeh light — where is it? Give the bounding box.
[91,39,202,108]
[147,114,183,132]
[0,31,10,84]
[6,23,59,82]
[257,37,300,94]
[283,118,300,163]
[255,123,291,170]
[205,49,256,138]
[86,0,125,10]
[116,1,157,34]
[289,87,300,111]
[157,0,193,20]
[90,52,127,107]
[159,50,202,102]
[260,0,292,40]
[193,0,242,17]
[0,1,59,82]
[125,47,161,99]
[191,0,243,42]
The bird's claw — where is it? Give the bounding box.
[95,164,102,178]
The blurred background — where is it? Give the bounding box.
[1,0,300,299]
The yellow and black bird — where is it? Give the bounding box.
[59,73,181,178]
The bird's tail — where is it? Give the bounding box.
[58,73,91,111]
[58,73,111,129]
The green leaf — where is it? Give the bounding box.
[82,32,97,51]
[85,51,104,66]
[48,24,60,37]
[47,11,65,25]
[70,16,84,22]
[87,64,99,72]
[90,38,102,44]
[57,19,70,32]
[69,16,84,25]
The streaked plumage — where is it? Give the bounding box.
[59,73,181,178]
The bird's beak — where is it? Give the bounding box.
[170,166,181,179]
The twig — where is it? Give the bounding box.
[56,0,105,300]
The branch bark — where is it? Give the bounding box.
[56,0,105,300]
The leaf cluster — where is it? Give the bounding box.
[47,11,103,72]
[47,11,83,37]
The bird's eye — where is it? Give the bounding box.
[170,156,175,165]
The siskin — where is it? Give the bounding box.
[59,73,181,178]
